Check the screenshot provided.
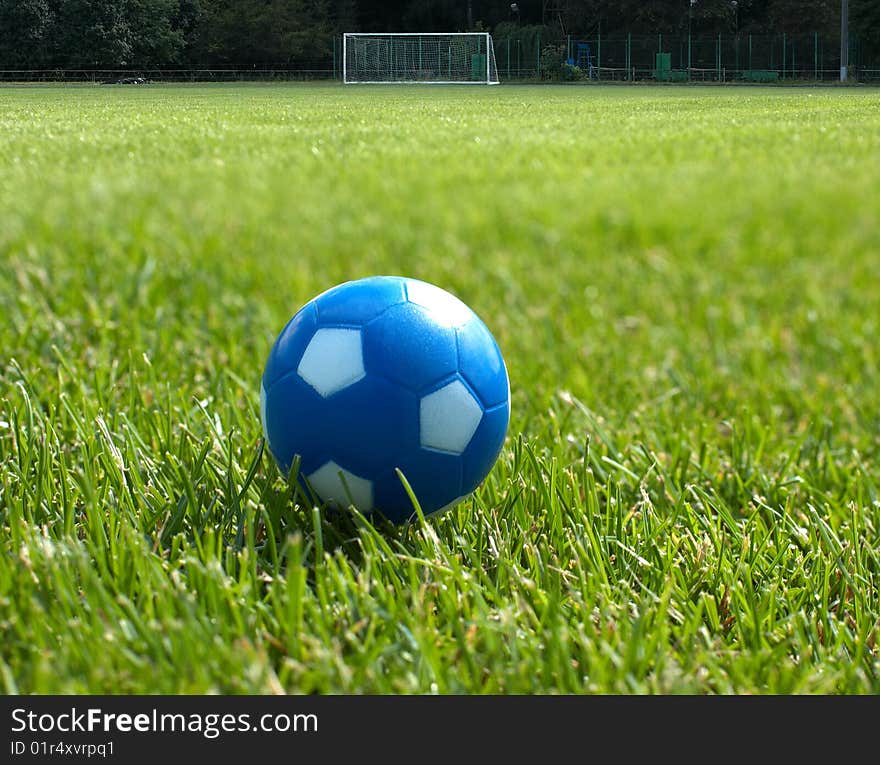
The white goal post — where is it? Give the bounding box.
[343,33,499,85]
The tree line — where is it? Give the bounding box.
[0,0,876,70]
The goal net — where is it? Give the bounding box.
[343,33,499,84]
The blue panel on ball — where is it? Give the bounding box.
[321,376,419,477]
[315,276,407,326]
[263,371,330,476]
[461,402,509,494]
[374,451,463,523]
[262,302,319,391]
[456,317,509,408]
[363,302,459,391]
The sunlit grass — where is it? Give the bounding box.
[1,83,878,693]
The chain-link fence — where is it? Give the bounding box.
[494,32,879,83]
[2,33,877,84]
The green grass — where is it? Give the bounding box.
[1,83,879,694]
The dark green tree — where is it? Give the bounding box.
[50,0,131,67]
[0,0,54,67]
[1,0,875,73]
[334,0,356,30]
[765,0,837,33]
[126,0,189,65]
[851,0,880,47]
[188,0,330,66]
[402,0,464,32]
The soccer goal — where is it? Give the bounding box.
[343,33,499,84]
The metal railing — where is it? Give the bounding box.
[1,33,877,84]
[0,67,336,83]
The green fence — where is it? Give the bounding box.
[7,32,873,84]
[493,32,879,82]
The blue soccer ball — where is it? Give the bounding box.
[260,276,510,523]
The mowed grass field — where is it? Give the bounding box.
[1,83,879,694]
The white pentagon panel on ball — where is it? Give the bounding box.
[307,461,374,511]
[296,328,365,397]
[420,380,483,454]
[405,280,473,328]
